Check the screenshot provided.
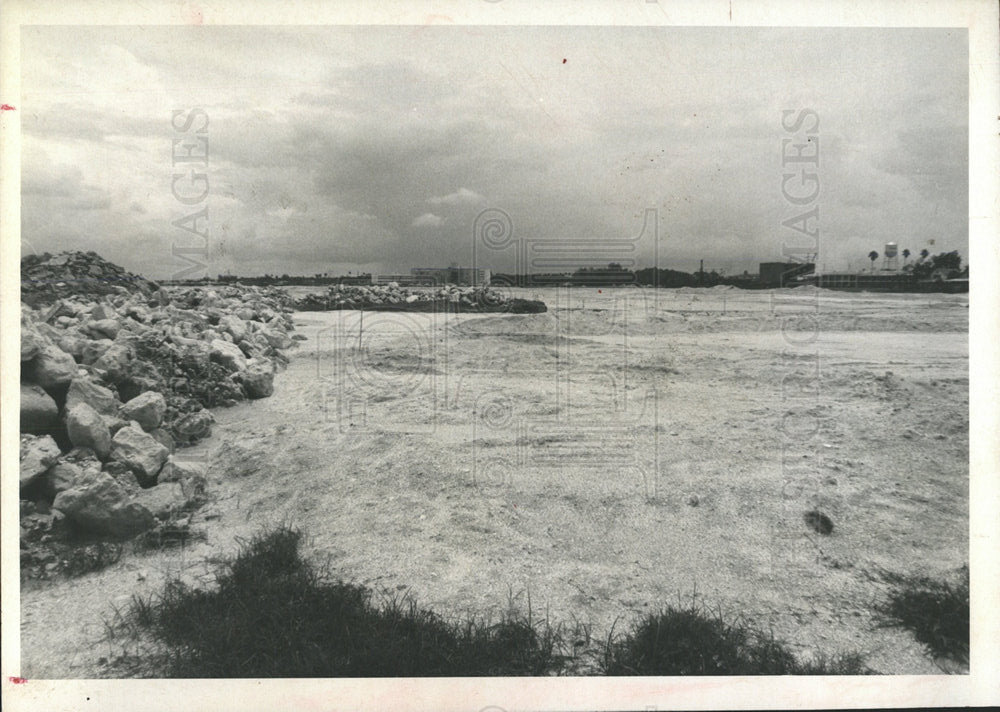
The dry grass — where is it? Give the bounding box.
[877,566,969,666]
[108,525,874,677]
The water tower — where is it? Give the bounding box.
[883,242,899,271]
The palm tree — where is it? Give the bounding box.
[919,248,930,262]
[902,248,910,264]
[868,250,879,273]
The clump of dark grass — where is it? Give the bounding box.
[121,526,562,677]
[113,525,873,676]
[877,566,969,666]
[601,600,869,675]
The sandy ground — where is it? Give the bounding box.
[20,286,969,677]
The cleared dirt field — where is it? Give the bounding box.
[21,286,969,676]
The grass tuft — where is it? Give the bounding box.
[601,600,869,675]
[114,525,872,677]
[877,566,969,666]
[121,525,561,677]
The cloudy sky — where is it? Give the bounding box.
[21,26,967,279]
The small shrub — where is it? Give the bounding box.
[121,526,562,677]
[113,525,871,677]
[878,566,969,665]
[601,601,869,675]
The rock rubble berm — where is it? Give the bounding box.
[295,283,547,313]
[21,250,158,307]
[19,252,297,554]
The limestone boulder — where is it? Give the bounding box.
[92,342,133,381]
[85,318,120,340]
[90,303,116,321]
[55,328,88,361]
[65,403,112,460]
[19,433,61,490]
[240,358,275,399]
[258,325,292,350]
[20,383,59,433]
[26,343,77,391]
[218,314,248,342]
[210,338,247,373]
[109,423,169,485]
[46,460,90,496]
[119,391,166,431]
[53,471,155,538]
[66,377,121,419]
[149,427,176,454]
[21,320,47,362]
[80,338,114,365]
[133,482,187,520]
[115,358,165,402]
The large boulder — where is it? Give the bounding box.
[65,403,112,459]
[46,447,103,496]
[19,434,61,490]
[41,299,78,322]
[46,460,86,496]
[209,338,247,373]
[109,423,169,484]
[133,482,187,520]
[119,391,166,431]
[92,342,133,381]
[258,325,292,350]
[66,377,121,419]
[240,358,275,399]
[237,338,267,361]
[115,358,165,402]
[90,303,116,321]
[84,318,120,340]
[148,427,176,454]
[55,328,88,361]
[53,471,155,538]
[80,338,114,365]
[218,314,248,342]
[26,343,77,391]
[21,320,46,362]
[20,382,59,433]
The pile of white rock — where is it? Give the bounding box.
[296,282,545,313]
[19,254,298,546]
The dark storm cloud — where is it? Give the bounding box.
[19,25,969,279]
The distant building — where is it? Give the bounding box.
[410,266,490,286]
[758,262,815,288]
